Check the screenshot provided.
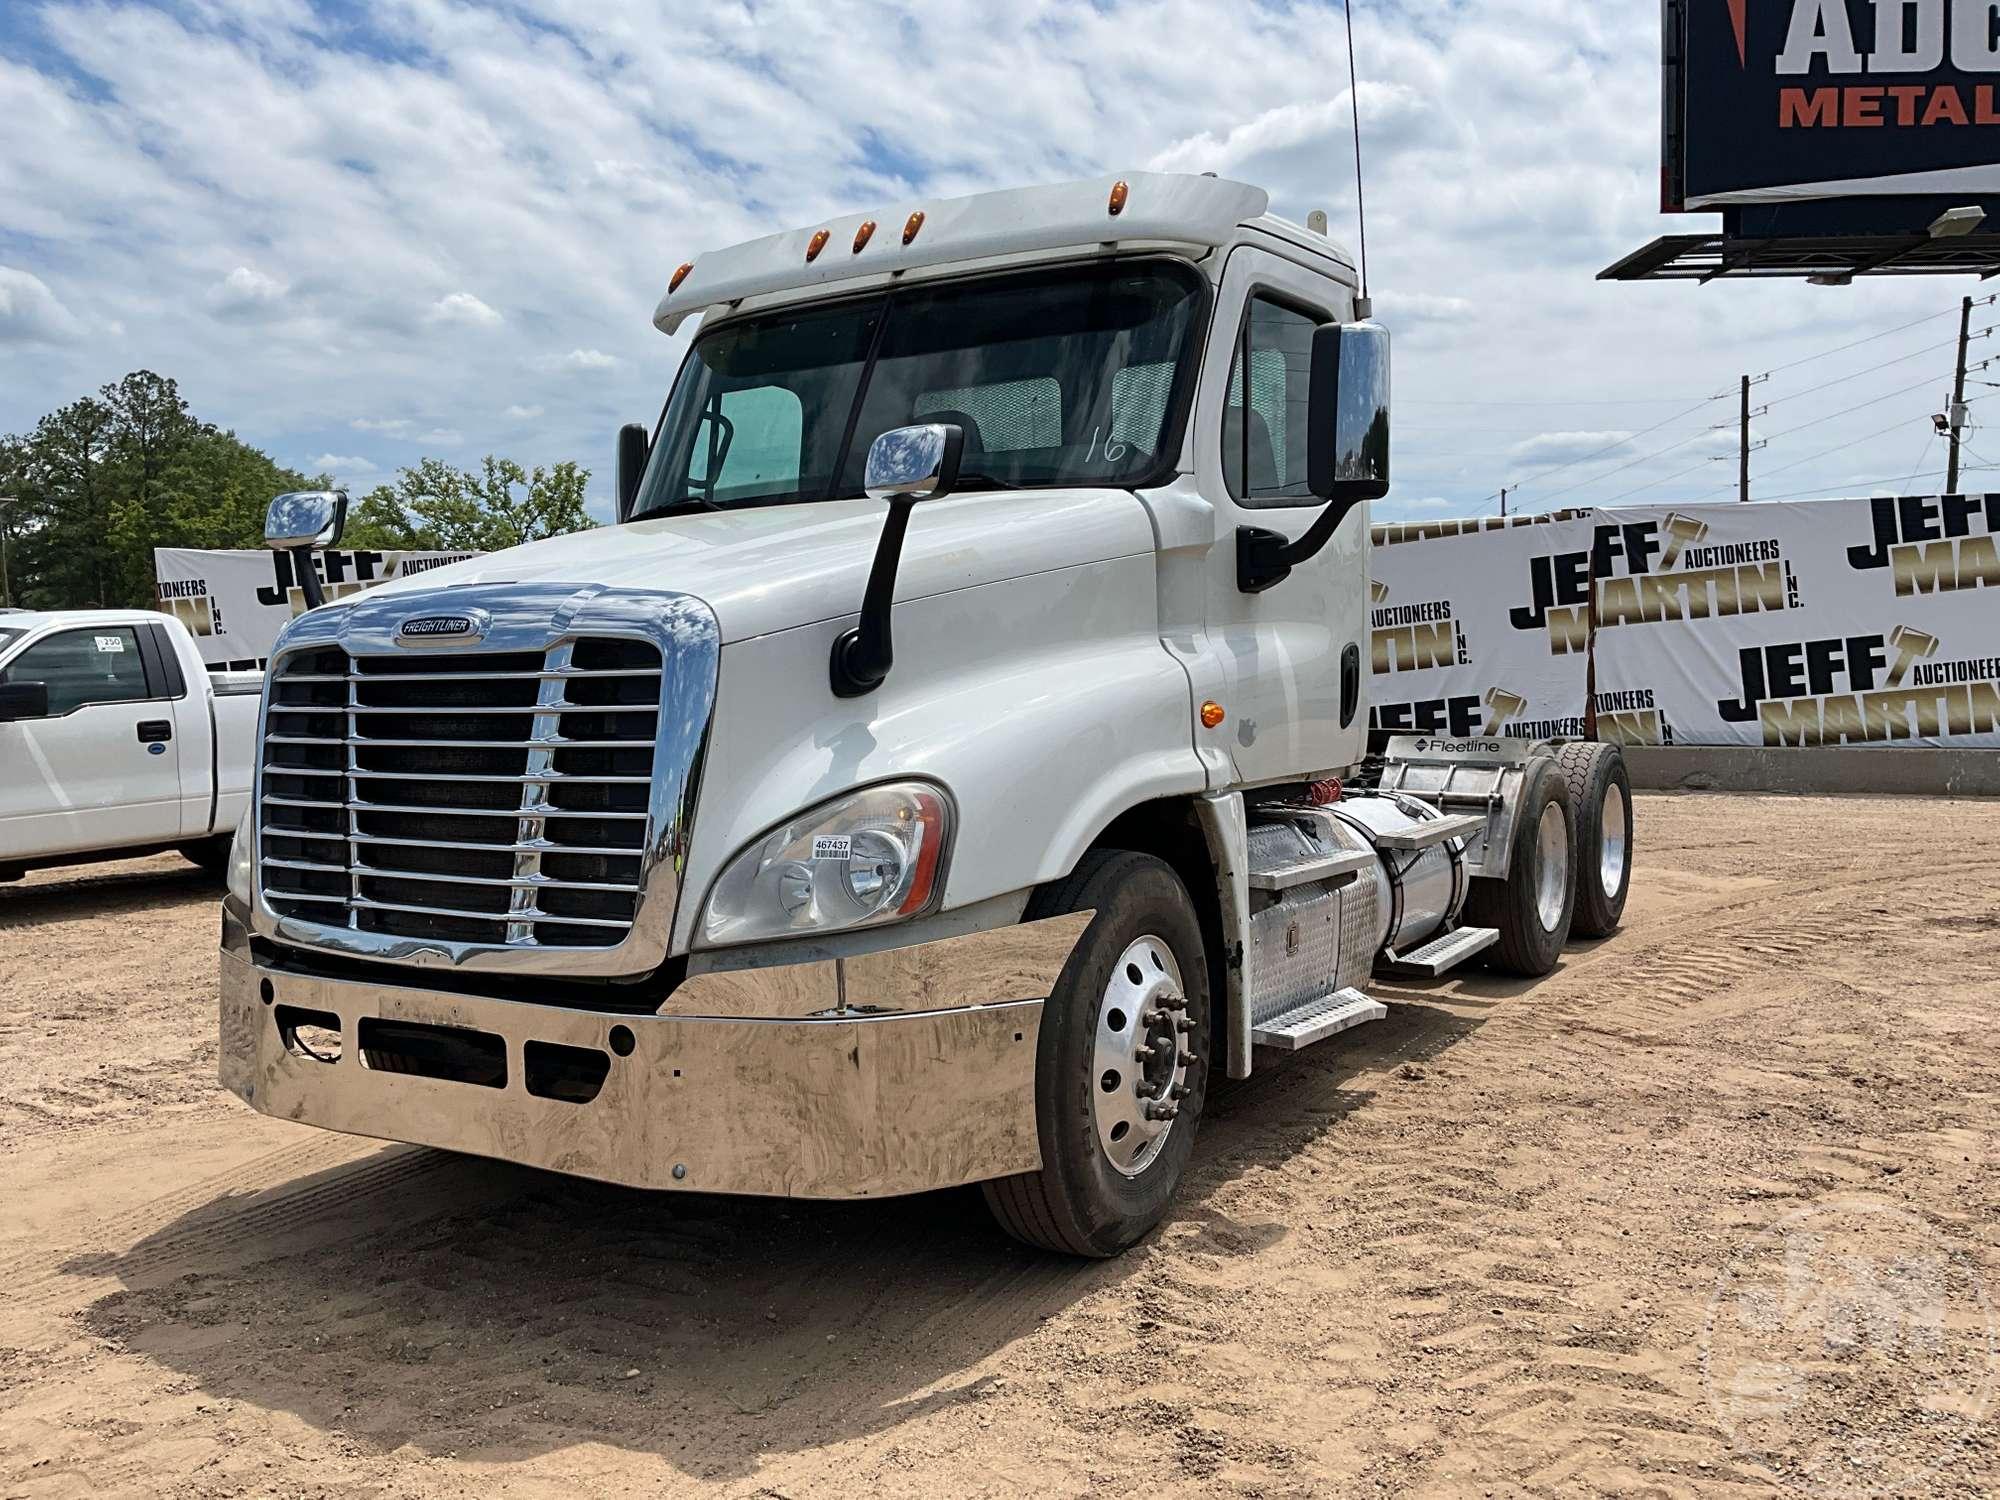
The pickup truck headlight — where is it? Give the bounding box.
[700,781,953,948]
[227,811,254,907]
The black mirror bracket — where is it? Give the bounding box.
[830,496,921,698]
[291,546,325,610]
[1236,497,1362,594]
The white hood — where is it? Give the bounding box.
[362,488,1159,643]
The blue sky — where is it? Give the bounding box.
[1,0,1988,522]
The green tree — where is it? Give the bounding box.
[341,456,595,552]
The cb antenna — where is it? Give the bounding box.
[1344,0,1372,319]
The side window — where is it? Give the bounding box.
[1223,295,1321,506]
[2,627,153,715]
[688,385,804,503]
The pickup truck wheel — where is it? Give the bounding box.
[1552,742,1631,938]
[981,849,1210,1258]
[178,835,231,877]
[1463,758,1576,977]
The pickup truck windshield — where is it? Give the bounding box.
[631,259,1205,517]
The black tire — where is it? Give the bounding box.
[178,835,231,877]
[1553,742,1632,938]
[1463,758,1576,977]
[981,849,1211,1258]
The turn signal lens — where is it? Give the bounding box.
[902,210,925,245]
[1200,701,1226,729]
[668,261,693,293]
[806,229,830,262]
[1108,179,1129,216]
[852,219,877,253]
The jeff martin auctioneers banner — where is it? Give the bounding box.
[154,547,478,668]
[1369,495,2000,749]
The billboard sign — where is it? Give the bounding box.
[1666,0,2000,211]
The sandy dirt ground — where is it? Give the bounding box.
[2,793,1996,1498]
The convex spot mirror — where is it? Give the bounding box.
[1308,319,1391,503]
[264,490,349,551]
[865,422,964,503]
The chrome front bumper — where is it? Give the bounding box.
[219,912,1088,1200]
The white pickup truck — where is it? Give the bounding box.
[0,609,260,880]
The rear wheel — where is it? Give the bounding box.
[1464,758,1575,977]
[982,849,1211,1258]
[1554,742,1632,938]
[178,835,230,877]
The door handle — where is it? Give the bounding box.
[137,720,173,744]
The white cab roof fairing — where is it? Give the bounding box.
[655,172,1272,334]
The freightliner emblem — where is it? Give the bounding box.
[397,612,486,645]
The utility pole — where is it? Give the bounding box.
[1739,375,1752,503]
[1946,294,1972,494]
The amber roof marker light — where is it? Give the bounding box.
[668,261,694,293]
[852,219,877,254]
[806,229,830,262]
[902,210,925,245]
[1108,179,1129,216]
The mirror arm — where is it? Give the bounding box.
[1236,497,1361,594]
[829,496,920,698]
[292,547,325,610]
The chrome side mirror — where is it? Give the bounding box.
[265,490,348,611]
[265,490,348,550]
[865,423,963,502]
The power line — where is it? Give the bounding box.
[1760,300,1983,378]
[1761,330,1974,409]
[1494,394,1731,506]
[1761,368,1962,444]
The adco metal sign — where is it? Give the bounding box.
[1665,0,2000,210]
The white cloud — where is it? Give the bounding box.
[504,404,545,421]
[1510,431,1636,465]
[207,265,287,317]
[350,416,413,433]
[0,267,82,344]
[554,348,620,371]
[427,292,503,328]
[307,453,377,474]
[419,428,462,445]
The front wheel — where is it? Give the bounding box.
[178,835,231,877]
[982,849,1211,1258]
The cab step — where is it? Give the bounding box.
[1381,925,1498,977]
[1369,812,1486,851]
[1251,987,1387,1051]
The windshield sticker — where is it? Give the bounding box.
[95,635,127,653]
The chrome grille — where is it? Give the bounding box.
[258,637,663,948]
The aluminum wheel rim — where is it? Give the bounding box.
[1535,801,1569,933]
[1599,783,1628,899]
[1091,935,1190,1178]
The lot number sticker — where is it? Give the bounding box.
[811,835,852,861]
[95,635,126,653]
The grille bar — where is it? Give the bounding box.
[260,635,662,950]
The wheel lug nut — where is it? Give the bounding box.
[1169,1082,1191,1100]
[1174,1017,1195,1034]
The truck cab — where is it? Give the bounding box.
[218,173,1633,1256]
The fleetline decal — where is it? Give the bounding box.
[1508,516,1800,657]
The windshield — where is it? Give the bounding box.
[631,259,1206,517]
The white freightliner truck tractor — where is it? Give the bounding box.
[218,174,1634,1257]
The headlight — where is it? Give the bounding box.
[700,781,952,948]
[227,811,254,907]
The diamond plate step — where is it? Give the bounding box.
[1251,987,1387,1051]
[1246,847,1375,892]
[1369,812,1486,851]
[1381,925,1498,977]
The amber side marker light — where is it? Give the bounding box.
[668,261,694,293]
[852,220,877,254]
[1108,179,1129,216]
[1200,701,1226,729]
[902,210,925,245]
[806,229,830,262]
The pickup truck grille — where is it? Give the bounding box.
[258,638,662,948]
